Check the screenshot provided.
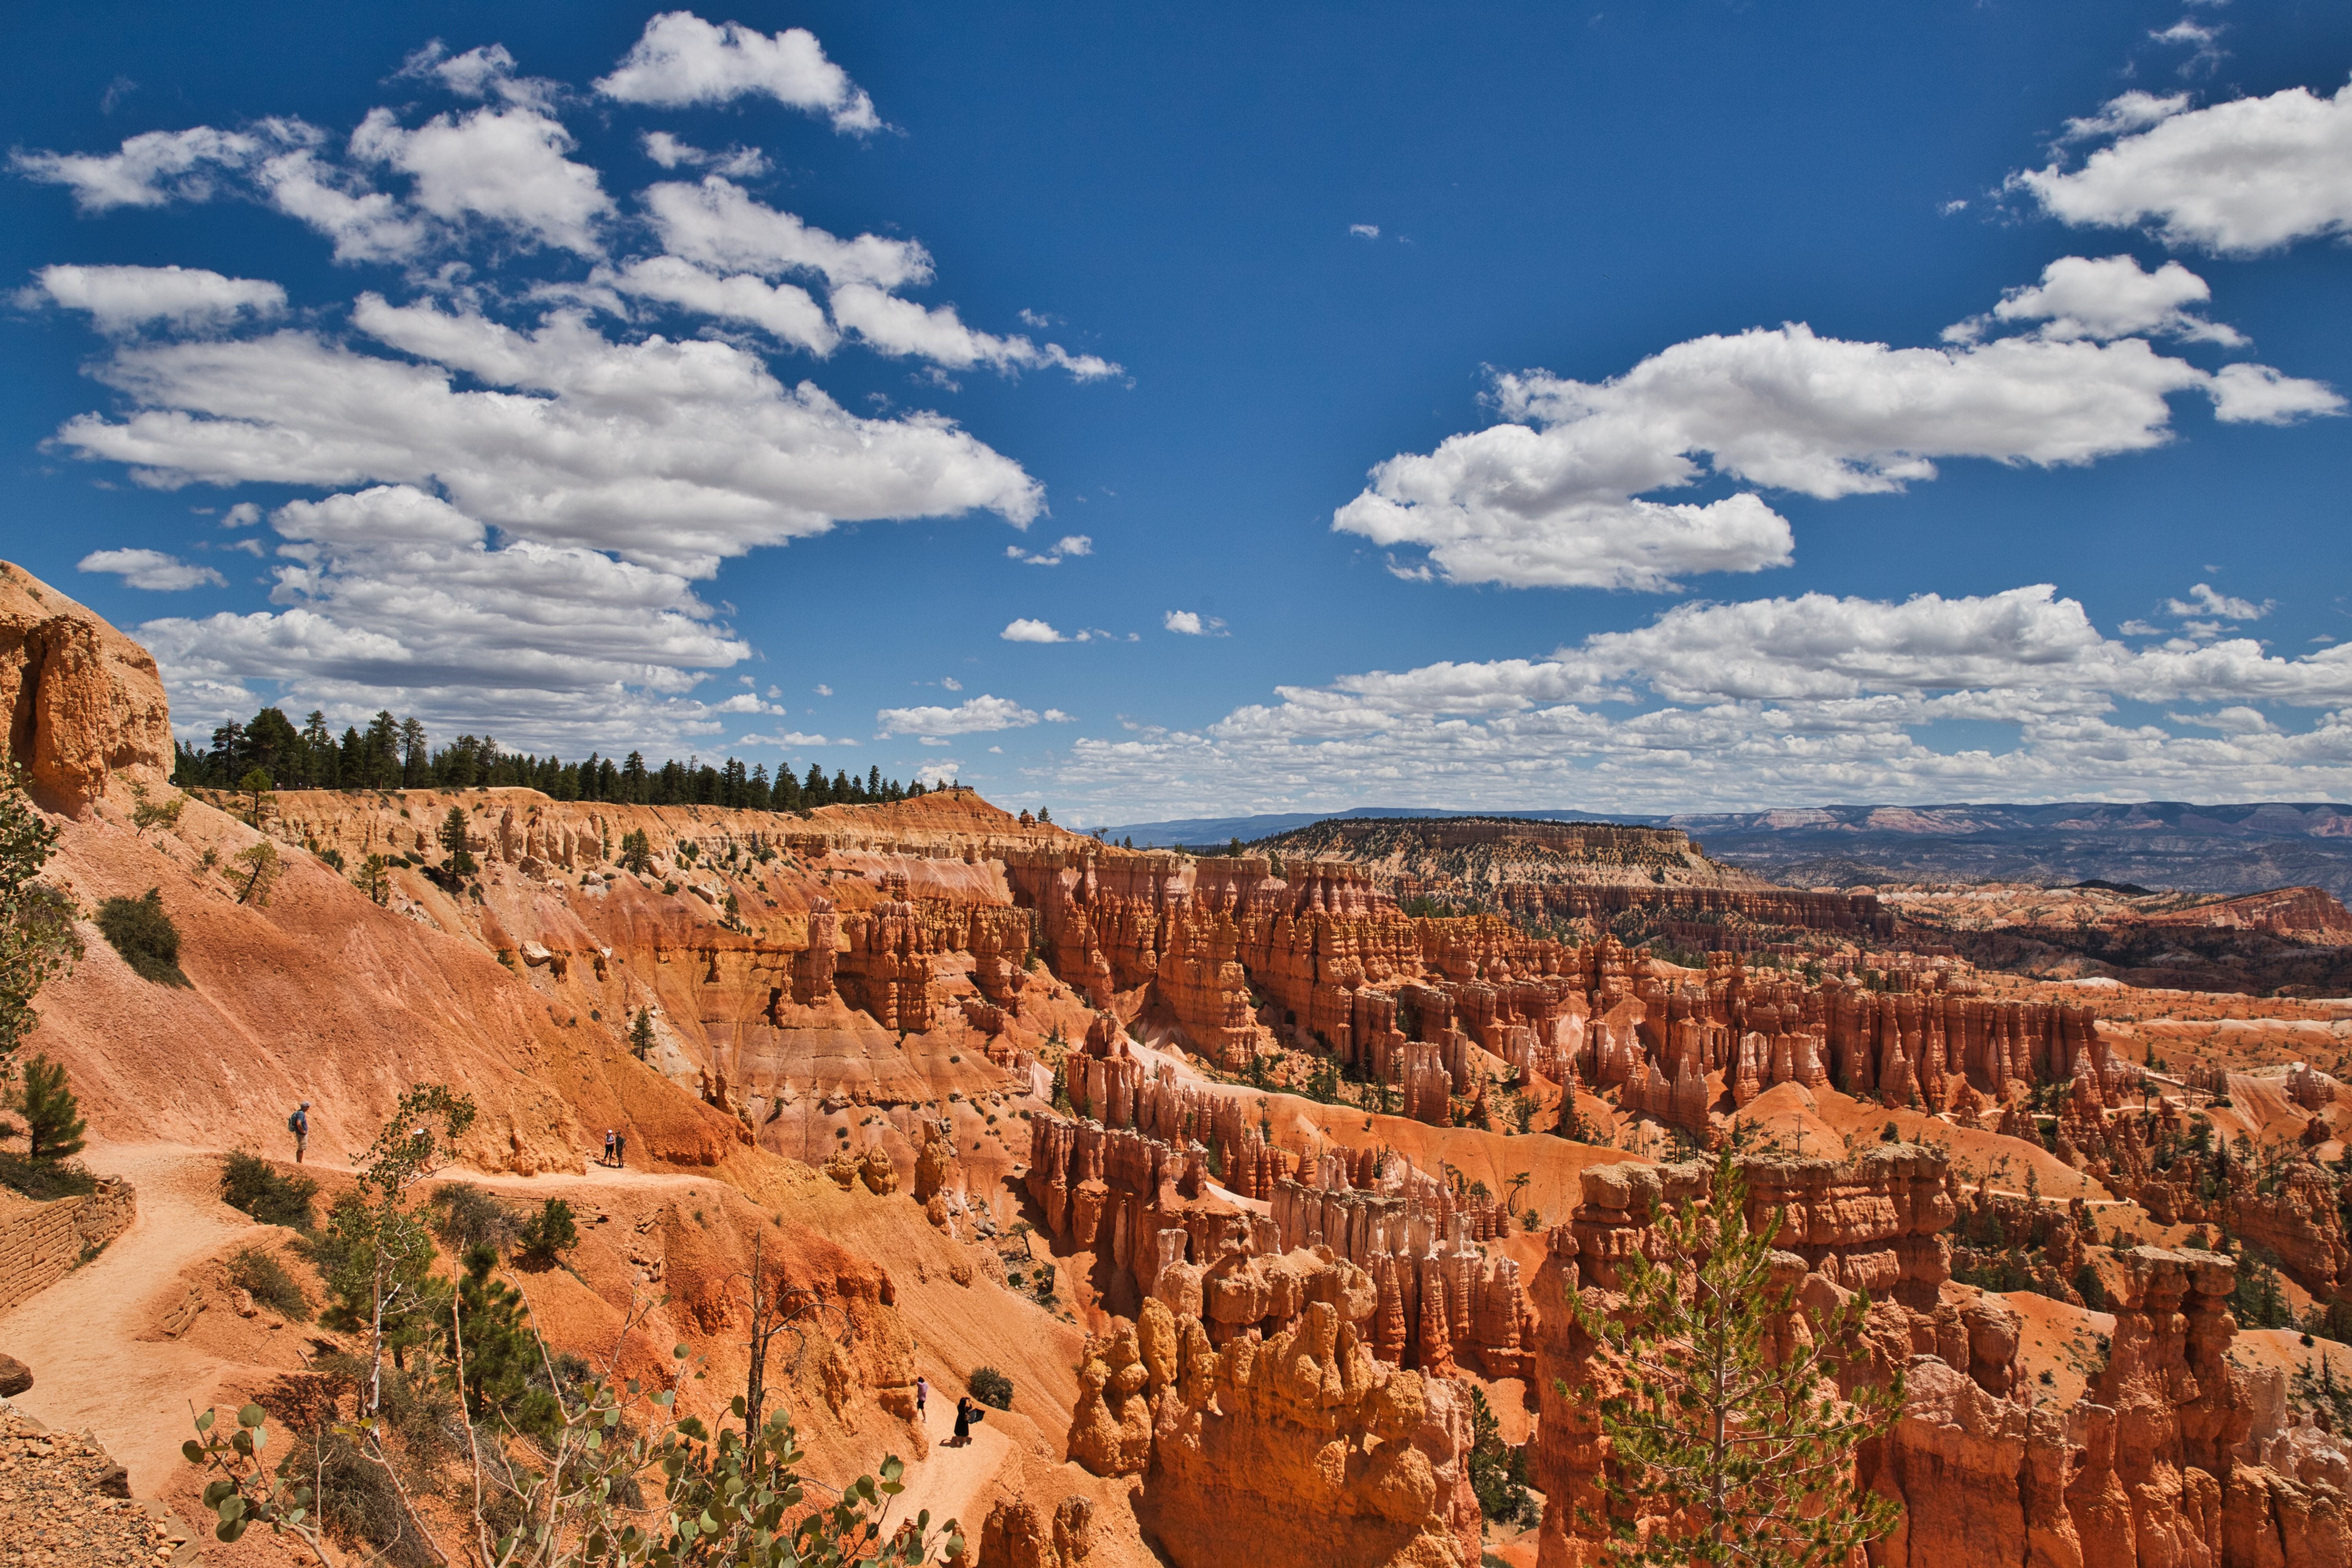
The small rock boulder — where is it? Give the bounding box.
[0,1352,30,1397]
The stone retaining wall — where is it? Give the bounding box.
[0,1177,135,1314]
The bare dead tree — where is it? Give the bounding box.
[738,1228,816,1441]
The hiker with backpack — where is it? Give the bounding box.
[951,1395,983,1448]
[289,1102,310,1163]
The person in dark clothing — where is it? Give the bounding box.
[603,1129,616,1166]
[614,1131,626,1168]
[951,1395,983,1447]
[289,1102,310,1163]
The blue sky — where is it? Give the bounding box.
[6,0,2352,823]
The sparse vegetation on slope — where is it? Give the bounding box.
[221,1149,318,1230]
[95,888,189,985]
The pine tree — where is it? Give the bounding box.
[630,1007,656,1060]
[17,1054,85,1162]
[1569,1150,1902,1567]
[0,767,80,1079]
[437,806,477,877]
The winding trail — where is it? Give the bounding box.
[0,1143,256,1492]
[887,1392,1013,1548]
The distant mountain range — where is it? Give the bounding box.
[1096,802,2352,898]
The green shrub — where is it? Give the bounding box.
[221,1149,318,1230]
[429,1182,521,1254]
[229,1247,312,1321]
[968,1365,1014,1410]
[0,1152,97,1200]
[515,1196,579,1267]
[96,888,189,985]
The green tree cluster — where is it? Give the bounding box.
[174,707,926,812]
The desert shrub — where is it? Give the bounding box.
[221,1149,318,1230]
[281,1420,439,1566]
[95,889,189,985]
[515,1196,580,1267]
[229,1246,312,1321]
[429,1182,522,1254]
[0,1152,97,1200]
[968,1365,1014,1410]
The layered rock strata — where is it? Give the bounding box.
[1067,1298,1480,1568]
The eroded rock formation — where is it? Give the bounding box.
[0,561,174,815]
[1530,1147,2352,1568]
[1068,1298,1479,1568]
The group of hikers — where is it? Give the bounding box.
[291,1102,631,1171]
[913,1376,987,1447]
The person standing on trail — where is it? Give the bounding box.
[289,1102,310,1163]
[614,1130,626,1169]
[915,1376,928,1422]
[603,1129,616,1166]
[952,1395,982,1448]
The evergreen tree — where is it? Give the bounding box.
[0,766,80,1080]
[236,766,276,826]
[629,1007,656,1060]
[317,1085,475,1414]
[445,1242,548,1430]
[300,710,335,787]
[17,1054,86,1162]
[618,829,653,874]
[437,806,477,877]
[516,1196,580,1267]
[1569,1150,1902,1567]
[245,707,305,788]
[398,717,428,786]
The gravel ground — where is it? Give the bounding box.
[0,1406,195,1567]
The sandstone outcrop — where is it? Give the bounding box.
[1067,1298,1479,1568]
[0,561,174,814]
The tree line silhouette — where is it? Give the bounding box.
[171,708,929,810]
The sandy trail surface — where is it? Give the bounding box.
[0,1142,717,1495]
[889,1394,1013,1549]
[0,1142,265,1494]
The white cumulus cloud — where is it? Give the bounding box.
[11,125,261,211]
[829,284,1122,380]
[1000,618,1065,643]
[1007,534,1092,566]
[643,177,929,290]
[1335,322,2323,591]
[78,548,225,590]
[595,12,880,133]
[1960,254,2244,346]
[599,256,837,354]
[1164,610,1228,636]
[350,104,610,256]
[2015,79,2352,254]
[2165,582,2270,621]
[54,296,1042,577]
[1049,584,2352,817]
[25,264,285,335]
[874,693,1041,738]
